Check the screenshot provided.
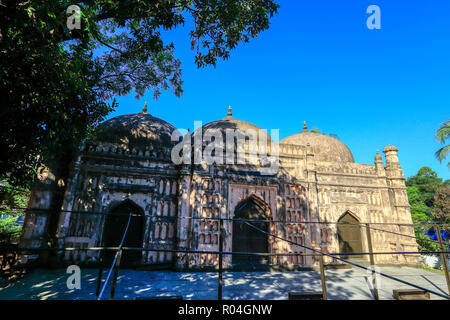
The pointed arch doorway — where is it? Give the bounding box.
[102,200,144,267]
[232,196,270,269]
[337,211,363,260]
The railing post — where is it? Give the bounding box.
[365,223,379,300]
[109,249,122,300]
[95,250,104,299]
[318,254,327,300]
[218,218,224,300]
[436,225,450,295]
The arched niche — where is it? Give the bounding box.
[232,195,271,269]
[337,211,363,260]
[102,199,144,267]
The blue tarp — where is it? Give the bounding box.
[426,229,449,241]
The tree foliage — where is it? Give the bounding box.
[0,0,279,188]
[0,183,30,245]
[435,119,450,168]
[432,186,450,225]
[406,167,446,208]
[406,167,450,252]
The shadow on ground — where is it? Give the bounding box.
[0,266,447,300]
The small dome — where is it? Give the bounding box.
[281,128,354,163]
[93,111,176,151]
[382,145,398,153]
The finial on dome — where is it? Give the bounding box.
[227,106,232,117]
[142,101,148,114]
[303,121,307,131]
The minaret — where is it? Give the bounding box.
[383,145,403,179]
[382,146,418,263]
[374,149,391,229]
[374,150,385,176]
[382,145,410,223]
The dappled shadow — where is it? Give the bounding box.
[0,268,100,300]
[0,266,447,300]
[0,268,363,300]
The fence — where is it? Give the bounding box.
[0,208,449,300]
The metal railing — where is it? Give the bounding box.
[0,208,449,300]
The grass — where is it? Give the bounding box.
[422,265,445,275]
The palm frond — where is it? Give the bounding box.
[435,145,450,162]
[435,119,450,143]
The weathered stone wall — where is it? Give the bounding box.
[26,143,180,265]
[20,136,419,268]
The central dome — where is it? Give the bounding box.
[193,107,273,145]
[200,116,269,135]
[94,106,176,152]
[280,123,354,163]
[191,107,276,167]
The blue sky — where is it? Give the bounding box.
[106,0,450,180]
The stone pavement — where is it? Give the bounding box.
[0,266,448,300]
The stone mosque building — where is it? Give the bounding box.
[20,104,420,269]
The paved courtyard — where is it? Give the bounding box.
[0,266,448,300]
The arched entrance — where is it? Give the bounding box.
[337,211,363,259]
[232,196,270,268]
[102,200,144,267]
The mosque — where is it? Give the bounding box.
[20,104,419,269]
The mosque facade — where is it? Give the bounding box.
[20,105,419,269]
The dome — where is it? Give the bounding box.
[190,107,276,168]
[192,107,274,145]
[197,117,270,138]
[280,123,354,163]
[93,105,176,151]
